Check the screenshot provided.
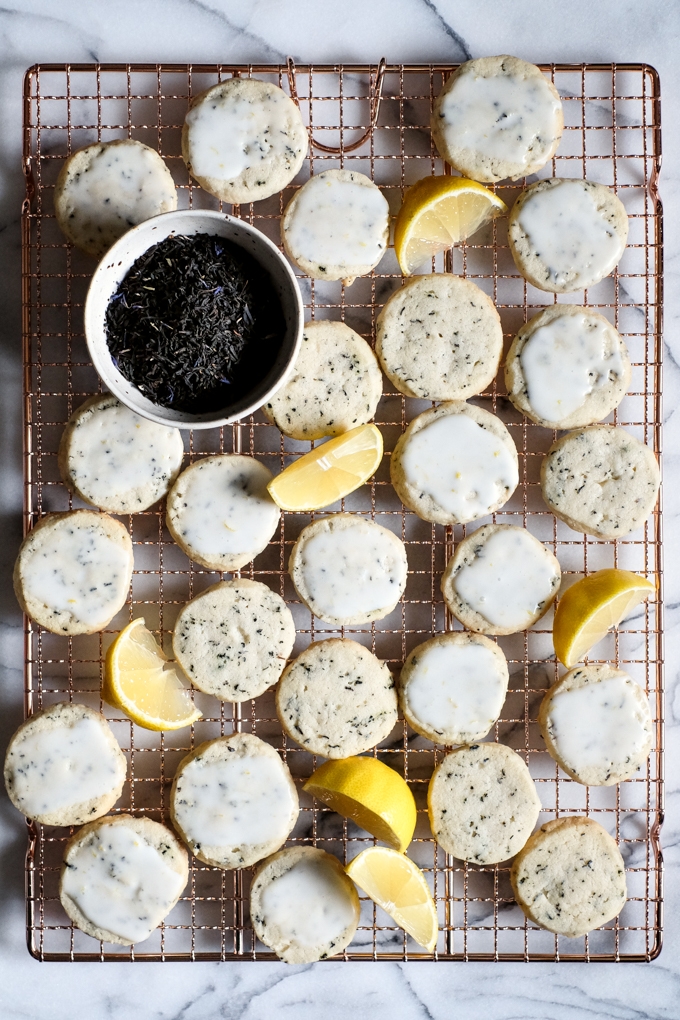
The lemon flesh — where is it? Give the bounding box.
[394,175,507,275]
[267,423,383,512]
[346,846,438,952]
[553,569,656,668]
[304,756,417,853]
[104,617,202,731]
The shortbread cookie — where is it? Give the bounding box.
[166,455,280,571]
[539,665,653,786]
[282,169,390,285]
[431,56,563,183]
[263,320,382,439]
[391,402,519,525]
[251,846,360,963]
[172,579,295,702]
[4,702,127,826]
[541,426,660,538]
[428,743,541,864]
[58,395,185,513]
[510,816,627,937]
[505,305,631,429]
[441,524,561,636]
[170,733,298,869]
[288,514,408,626]
[399,632,508,745]
[276,638,398,758]
[376,274,503,401]
[182,78,308,204]
[55,139,177,258]
[508,179,629,293]
[14,510,133,635]
[60,815,189,945]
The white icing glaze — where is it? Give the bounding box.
[65,142,175,225]
[260,857,356,948]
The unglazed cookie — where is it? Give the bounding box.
[376,274,503,400]
[505,305,631,429]
[441,524,561,636]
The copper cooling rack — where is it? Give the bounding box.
[21,62,663,962]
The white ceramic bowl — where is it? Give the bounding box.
[84,210,303,429]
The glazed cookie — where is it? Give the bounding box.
[182,78,308,204]
[390,402,519,525]
[263,320,382,440]
[508,178,629,293]
[431,55,563,183]
[441,524,561,636]
[172,579,295,702]
[54,139,177,258]
[13,510,134,635]
[538,664,653,786]
[428,743,541,865]
[288,514,408,626]
[510,816,627,937]
[250,846,360,963]
[4,702,127,826]
[541,426,660,539]
[166,455,280,571]
[282,169,390,285]
[399,632,508,745]
[376,274,503,401]
[505,305,631,429]
[60,815,189,945]
[276,638,398,758]
[170,734,299,869]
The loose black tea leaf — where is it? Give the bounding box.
[105,233,285,413]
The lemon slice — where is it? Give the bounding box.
[553,569,656,668]
[346,846,438,952]
[304,756,417,853]
[104,617,202,731]
[394,175,508,275]
[267,423,383,512]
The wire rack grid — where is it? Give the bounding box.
[20,61,663,962]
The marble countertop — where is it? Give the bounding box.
[1,1,679,1017]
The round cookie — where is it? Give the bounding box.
[54,139,177,258]
[14,510,134,635]
[538,664,653,786]
[540,426,660,539]
[431,55,563,183]
[441,524,561,636]
[505,305,631,429]
[58,394,185,513]
[60,814,189,946]
[428,743,541,865]
[172,579,295,702]
[166,455,280,571]
[170,733,298,869]
[182,78,308,204]
[376,274,503,401]
[399,631,509,745]
[508,178,629,293]
[510,816,627,937]
[282,169,390,285]
[4,702,127,826]
[276,638,398,758]
[263,320,383,440]
[288,514,408,626]
[390,401,519,525]
[250,846,360,963]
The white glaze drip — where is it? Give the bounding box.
[260,857,355,948]
[65,142,175,224]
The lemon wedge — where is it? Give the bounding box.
[104,617,202,731]
[267,423,383,512]
[304,756,417,853]
[346,846,438,952]
[553,569,656,668]
[394,175,507,275]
